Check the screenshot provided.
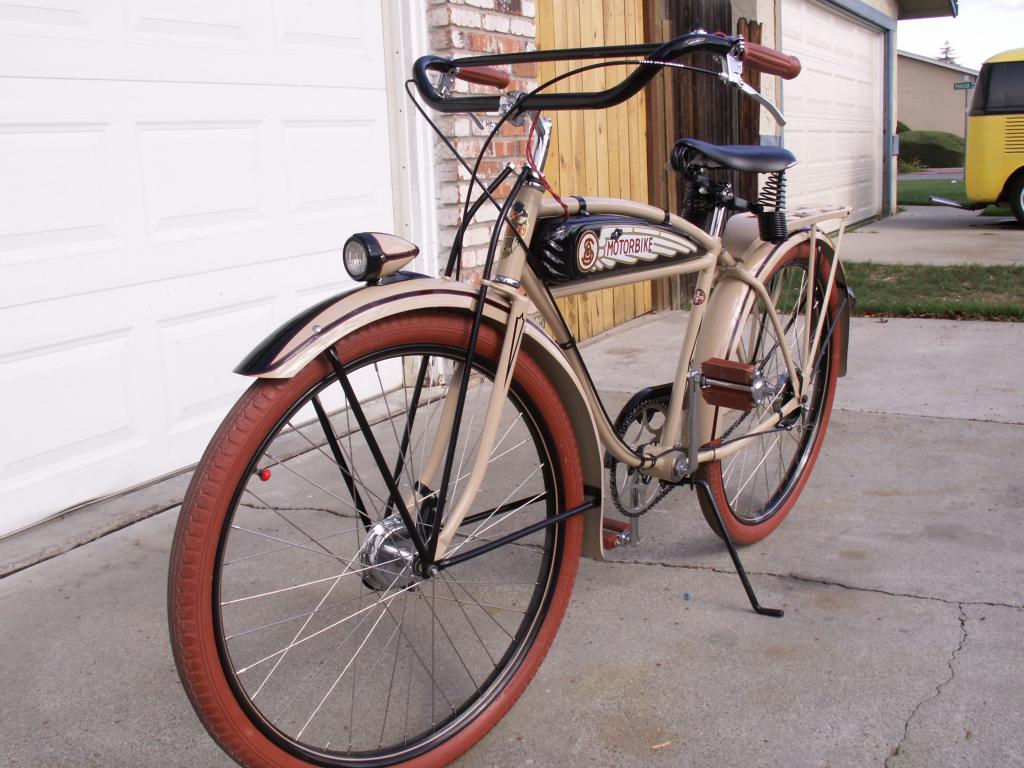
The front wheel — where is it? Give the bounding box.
[697,241,842,545]
[168,310,584,767]
[1009,174,1024,226]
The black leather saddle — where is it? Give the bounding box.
[671,138,796,173]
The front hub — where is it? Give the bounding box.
[358,515,420,591]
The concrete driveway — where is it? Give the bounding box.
[843,205,1022,267]
[2,309,1022,767]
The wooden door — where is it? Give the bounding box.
[535,0,652,342]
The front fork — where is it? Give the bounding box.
[414,284,530,560]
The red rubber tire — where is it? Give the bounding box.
[168,310,584,768]
[697,242,842,546]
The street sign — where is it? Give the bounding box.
[953,81,976,90]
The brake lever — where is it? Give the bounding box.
[467,91,529,132]
[736,79,786,127]
[720,51,787,127]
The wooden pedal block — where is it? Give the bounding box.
[602,518,631,550]
[701,357,756,411]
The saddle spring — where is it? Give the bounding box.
[757,170,789,243]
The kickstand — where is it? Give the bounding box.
[692,478,784,618]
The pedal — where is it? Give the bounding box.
[700,357,758,411]
[602,518,631,550]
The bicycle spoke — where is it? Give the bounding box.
[236,581,420,675]
[225,590,371,641]
[440,573,515,641]
[415,589,480,689]
[310,395,372,527]
[440,576,498,667]
[377,593,412,749]
[222,556,406,606]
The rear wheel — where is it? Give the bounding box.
[697,241,841,545]
[168,310,584,767]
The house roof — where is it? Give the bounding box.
[897,50,978,76]
[897,0,958,20]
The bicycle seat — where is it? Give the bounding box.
[671,138,796,173]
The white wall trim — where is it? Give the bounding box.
[382,0,441,277]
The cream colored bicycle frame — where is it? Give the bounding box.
[416,173,851,560]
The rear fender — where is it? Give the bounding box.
[236,274,608,560]
[693,229,851,445]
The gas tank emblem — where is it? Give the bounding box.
[577,230,599,271]
[576,224,698,273]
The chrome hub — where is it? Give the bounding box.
[358,515,419,591]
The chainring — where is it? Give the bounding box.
[608,392,675,518]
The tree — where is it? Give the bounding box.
[938,40,959,64]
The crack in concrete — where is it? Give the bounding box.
[884,604,968,768]
[0,500,183,579]
[834,405,1024,428]
[602,556,1020,610]
[238,502,355,518]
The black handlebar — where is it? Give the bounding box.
[412,31,738,114]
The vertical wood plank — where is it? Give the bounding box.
[533,0,659,340]
[606,0,628,327]
[578,291,592,339]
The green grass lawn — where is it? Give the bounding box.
[897,178,968,205]
[845,262,1024,321]
[896,179,1012,216]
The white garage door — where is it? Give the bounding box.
[0,1,398,537]
[781,0,885,222]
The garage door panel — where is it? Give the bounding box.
[139,120,270,242]
[0,3,386,89]
[782,0,883,223]
[284,119,386,220]
[0,0,92,31]
[0,327,140,488]
[0,121,122,266]
[159,297,277,436]
[273,0,381,57]
[127,0,254,41]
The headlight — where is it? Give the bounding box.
[343,235,380,281]
[342,233,420,283]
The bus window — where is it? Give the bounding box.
[972,61,1024,115]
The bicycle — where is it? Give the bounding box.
[168,30,854,768]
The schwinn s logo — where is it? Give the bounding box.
[577,230,599,271]
[576,225,697,273]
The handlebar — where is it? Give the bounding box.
[453,65,511,89]
[412,31,801,114]
[740,41,801,79]
[413,31,735,113]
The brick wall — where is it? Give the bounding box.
[425,0,538,272]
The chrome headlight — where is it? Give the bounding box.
[343,234,380,281]
[342,233,419,283]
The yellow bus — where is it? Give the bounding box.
[965,48,1024,223]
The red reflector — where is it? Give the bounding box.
[257,468,272,481]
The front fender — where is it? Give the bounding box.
[236,273,608,560]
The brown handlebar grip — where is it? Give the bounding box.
[741,42,802,79]
[454,65,511,89]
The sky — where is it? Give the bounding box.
[896,0,1024,71]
